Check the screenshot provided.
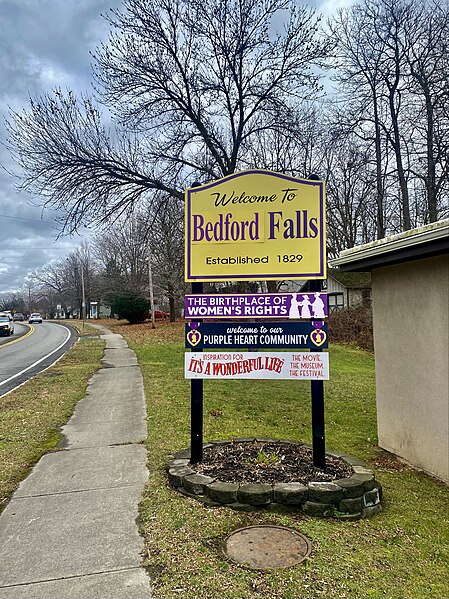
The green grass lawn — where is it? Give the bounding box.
[112,320,448,599]
[0,336,104,511]
[1,318,447,598]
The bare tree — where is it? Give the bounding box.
[145,199,187,320]
[5,0,331,235]
[6,91,180,235]
[0,292,27,314]
[244,104,326,177]
[30,242,99,318]
[31,261,74,317]
[329,0,449,234]
[328,1,389,238]
[323,134,377,256]
[403,0,449,222]
[94,216,150,306]
[372,0,414,231]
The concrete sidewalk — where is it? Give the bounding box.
[0,325,151,599]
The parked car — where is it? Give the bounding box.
[152,310,169,319]
[29,312,43,324]
[0,312,14,336]
[13,312,24,321]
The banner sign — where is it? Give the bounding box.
[185,170,326,282]
[185,351,329,380]
[185,321,328,349]
[185,292,328,319]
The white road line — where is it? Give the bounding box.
[0,324,72,388]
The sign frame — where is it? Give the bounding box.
[185,169,326,282]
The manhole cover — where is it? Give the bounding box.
[224,525,311,570]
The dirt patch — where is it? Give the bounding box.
[190,440,353,485]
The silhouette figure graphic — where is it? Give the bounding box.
[288,293,300,318]
[311,292,326,318]
[299,296,312,318]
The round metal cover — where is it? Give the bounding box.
[224,525,311,570]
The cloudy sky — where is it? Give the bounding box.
[0,0,348,294]
[0,0,123,293]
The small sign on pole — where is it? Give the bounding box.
[184,292,328,319]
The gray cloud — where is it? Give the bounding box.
[0,0,121,293]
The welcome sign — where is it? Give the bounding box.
[185,170,326,282]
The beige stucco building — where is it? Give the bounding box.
[332,220,449,483]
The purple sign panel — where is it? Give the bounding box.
[184,292,328,320]
[186,321,328,349]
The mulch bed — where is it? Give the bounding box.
[190,440,353,485]
[371,453,413,472]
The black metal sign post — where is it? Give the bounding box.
[190,283,204,464]
[309,279,326,469]
[189,181,204,464]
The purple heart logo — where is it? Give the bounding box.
[310,328,326,347]
[187,329,201,347]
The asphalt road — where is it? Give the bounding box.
[0,321,78,397]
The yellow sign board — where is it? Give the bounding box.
[185,170,326,282]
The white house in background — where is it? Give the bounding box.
[332,219,449,483]
[326,269,372,312]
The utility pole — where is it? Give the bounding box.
[148,247,156,329]
[81,264,86,327]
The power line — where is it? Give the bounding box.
[3,247,77,250]
[0,214,53,223]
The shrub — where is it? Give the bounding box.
[328,305,373,351]
[110,292,150,324]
